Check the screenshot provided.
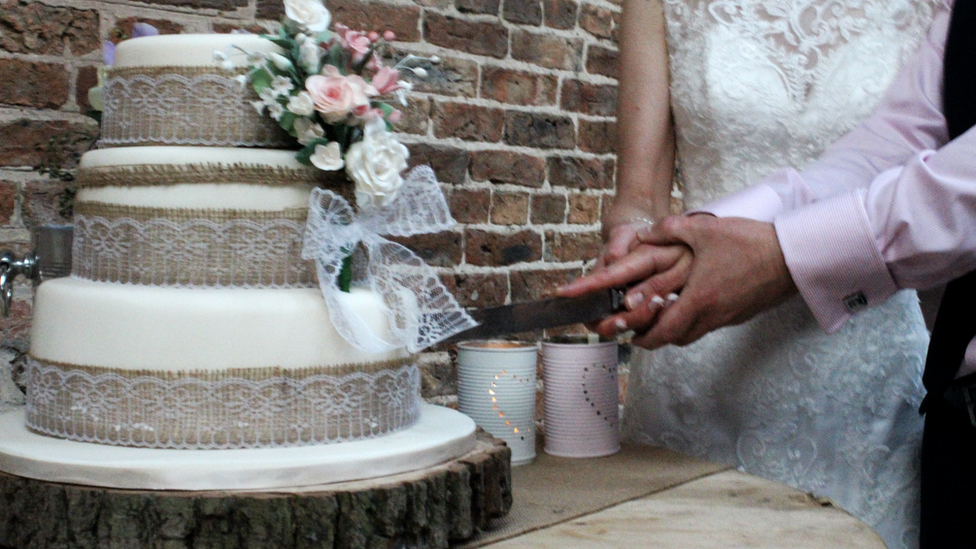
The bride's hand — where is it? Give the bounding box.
[558,242,692,339]
[600,207,658,268]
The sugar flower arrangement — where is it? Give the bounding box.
[223,0,437,210]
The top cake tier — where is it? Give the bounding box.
[100,34,293,148]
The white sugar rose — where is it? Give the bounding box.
[294,116,324,144]
[345,118,409,209]
[287,91,315,116]
[310,141,344,171]
[284,0,331,32]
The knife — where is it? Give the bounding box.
[441,288,627,343]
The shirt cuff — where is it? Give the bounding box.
[774,191,899,333]
[693,182,785,221]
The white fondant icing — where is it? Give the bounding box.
[77,184,313,210]
[114,34,282,68]
[81,146,305,170]
[30,278,405,370]
[0,405,476,490]
[78,147,314,210]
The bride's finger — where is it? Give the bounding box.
[621,252,692,311]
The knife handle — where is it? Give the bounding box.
[610,287,627,312]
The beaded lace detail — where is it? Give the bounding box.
[662,0,941,209]
[100,67,290,148]
[25,356,421,450]
[624,2,940,548]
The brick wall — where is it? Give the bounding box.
[0,0,622,405]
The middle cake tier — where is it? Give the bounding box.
[72,146,349,288]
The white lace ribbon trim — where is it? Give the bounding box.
[72,205,316,288]
[304,165,477,353]
[25,356,421,450]
[100,68,290,148]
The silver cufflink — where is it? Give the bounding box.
[842,291,868,314]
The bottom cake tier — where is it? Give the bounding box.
[27,278,417,449]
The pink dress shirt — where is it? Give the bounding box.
[699,1,976,377]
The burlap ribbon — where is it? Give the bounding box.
[25,355,421,449]
[100,66,291,148]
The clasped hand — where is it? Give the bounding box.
[558,215,799,349]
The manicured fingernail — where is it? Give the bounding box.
[614,318,627,331]
[649,295,666,308]
[667,293,680,302]
[625,292,645,310]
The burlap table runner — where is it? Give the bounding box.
[455,441,730,548]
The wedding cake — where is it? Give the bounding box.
[0,22,479,490]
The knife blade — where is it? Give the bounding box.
[441,288,626,343]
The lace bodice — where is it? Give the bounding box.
[663,0,940,207]
[624,2,940,548]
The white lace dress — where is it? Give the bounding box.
[623,2,940,548]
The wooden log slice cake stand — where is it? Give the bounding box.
[0,407,512,549]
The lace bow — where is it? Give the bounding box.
[303,165,477,353]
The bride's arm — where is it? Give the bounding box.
[603,0,675,265]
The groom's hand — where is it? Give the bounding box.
[632,215,799,349]
[558,242,691,338]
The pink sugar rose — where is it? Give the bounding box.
[335,23,372,63]
[371,66,401,95]
[305,67,370,123]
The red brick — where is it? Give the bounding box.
[548,156,615,190]
[419,352,456,398]
[568,193,601,224]
[586,45,618,78]
[406,144,470,184]
[545,230,603,262]
[408,54,478,98]
[448,188,491,224]
[0,0,99,55]
[457,0,500,15]
[425,13,509,59]
[511,29,582,71]
[212,22,268,34]
[504,112,575,150]
[396,96,431,135]
[579,4,614,39]
[447,272,509,308]
[0,181,16,225]
[561,79,617,116]
[491,192,530,225]
[481,66,557,107]
[76,66,98,113]
[138,0,247,11]
[22,178,72,227]
[256,0,285,20]
[578,120,616,154]
[0,59,68,110]
[433,102,505,142]
[110,17,184,42]
[0,120,95,168]
[544,0,578,30]
[531,194,567,224]
[470,150,546,188]
[510,268,578,301]
[387,231,462,267]
[504,1,543,25]
[325,0,422,42]
[465,229,543,267]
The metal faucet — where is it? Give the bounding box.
[0,225,73,317]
